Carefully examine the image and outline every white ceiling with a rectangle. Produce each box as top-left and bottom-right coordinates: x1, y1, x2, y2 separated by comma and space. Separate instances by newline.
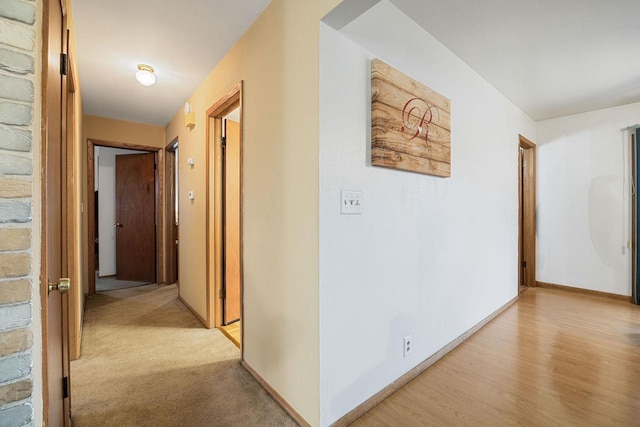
391, 0, 640, 121
71, 0, 271, 126
72, 0, 640, 126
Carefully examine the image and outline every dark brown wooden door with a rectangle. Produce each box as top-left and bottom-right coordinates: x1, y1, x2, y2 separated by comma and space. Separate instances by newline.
223, 120, 241, 324
115, 153, 156, 282
43, 0, 71, 425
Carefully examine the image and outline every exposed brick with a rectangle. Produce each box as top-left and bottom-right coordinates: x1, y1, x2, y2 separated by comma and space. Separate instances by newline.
0, 328, 31, 356
0, 279, 30, 304
0, 47, 33, 75
0, 229, 29, 251
0, 0, 35, 25
0, 75, 33, 103
0, 125, 31, 152
0, 200, 31, 223
0, 402, 32, 427
0, 303, 30, 331
0, 102, 31, 126
0, 19, 34, 51
0, 379, 31, 405
0, 154, 32, 175
0, 179, 30, 198
0, 352, 31, 383
0, 253, 29, 277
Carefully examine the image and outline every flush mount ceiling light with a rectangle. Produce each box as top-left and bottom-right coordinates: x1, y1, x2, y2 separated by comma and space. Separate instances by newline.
136, 64, 156, 86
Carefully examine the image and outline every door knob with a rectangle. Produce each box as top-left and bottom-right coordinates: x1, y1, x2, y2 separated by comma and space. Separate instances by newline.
114, 223, 123, 228
48, 278, 71, 294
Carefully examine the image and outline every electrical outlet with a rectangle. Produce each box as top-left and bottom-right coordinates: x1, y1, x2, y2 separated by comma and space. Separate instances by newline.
403, 335, 412, 358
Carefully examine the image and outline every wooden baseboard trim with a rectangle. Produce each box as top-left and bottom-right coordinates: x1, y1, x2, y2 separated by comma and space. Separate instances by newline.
241, 360, 311, 427
178, 295, 210, 328
536, 281, 632, 302
331, 295, 520, 427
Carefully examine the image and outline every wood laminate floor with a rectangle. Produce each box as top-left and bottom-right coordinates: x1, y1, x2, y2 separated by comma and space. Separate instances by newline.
220, 320, 241, 348
352, 288, 640, 427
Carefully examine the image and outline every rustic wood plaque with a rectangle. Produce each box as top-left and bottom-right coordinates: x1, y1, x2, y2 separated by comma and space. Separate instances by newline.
371, 59, 451, 177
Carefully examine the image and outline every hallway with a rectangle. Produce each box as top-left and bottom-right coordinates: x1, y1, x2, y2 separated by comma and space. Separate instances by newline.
70, 284, 296, 427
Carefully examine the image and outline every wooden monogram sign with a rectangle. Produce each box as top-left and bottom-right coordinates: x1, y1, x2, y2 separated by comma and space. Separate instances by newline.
371, 59, 451, 177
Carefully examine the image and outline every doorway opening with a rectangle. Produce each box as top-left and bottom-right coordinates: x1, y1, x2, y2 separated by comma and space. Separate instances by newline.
86, 139, 165, 294
518, 134, 537, 294
206, 83, 243, 349
165, 138, 179, 285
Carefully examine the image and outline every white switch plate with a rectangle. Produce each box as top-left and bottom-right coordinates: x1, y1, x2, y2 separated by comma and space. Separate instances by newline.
188, 191, 195, 200
341, 190, 362, 215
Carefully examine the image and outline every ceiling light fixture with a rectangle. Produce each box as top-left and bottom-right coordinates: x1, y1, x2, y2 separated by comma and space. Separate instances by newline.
136, 64, 156, 86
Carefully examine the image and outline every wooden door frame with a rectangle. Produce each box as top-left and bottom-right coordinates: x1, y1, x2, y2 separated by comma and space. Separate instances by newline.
86, 139, 165, 294
205, 82, 244, 353
518, 134, 536, 289
41, 0, 71, 424
165, 137, 179, 285
65, 51, 82, 361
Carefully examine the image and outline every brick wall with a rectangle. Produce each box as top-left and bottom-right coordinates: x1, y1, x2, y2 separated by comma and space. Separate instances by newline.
0, 0, 37, 426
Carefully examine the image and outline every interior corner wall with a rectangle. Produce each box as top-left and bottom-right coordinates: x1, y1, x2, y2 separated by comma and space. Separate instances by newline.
536, 102, 640, 296
318, 2, 536, 424
163, 0, 341, 424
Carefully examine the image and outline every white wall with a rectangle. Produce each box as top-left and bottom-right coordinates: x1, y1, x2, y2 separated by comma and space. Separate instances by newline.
318, 2, 536, 425
96, 147, 147, 276
536, 102, 640, 296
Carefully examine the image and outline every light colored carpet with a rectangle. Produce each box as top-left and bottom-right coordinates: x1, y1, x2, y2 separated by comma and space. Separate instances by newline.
71, 284, 297, 427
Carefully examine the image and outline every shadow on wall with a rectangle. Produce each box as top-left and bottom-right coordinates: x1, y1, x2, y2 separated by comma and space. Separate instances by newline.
588, 175, 624, 270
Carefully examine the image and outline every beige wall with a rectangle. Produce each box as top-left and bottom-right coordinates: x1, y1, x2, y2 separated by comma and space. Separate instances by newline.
164, 0, 340, 424
83, 115, 166, 149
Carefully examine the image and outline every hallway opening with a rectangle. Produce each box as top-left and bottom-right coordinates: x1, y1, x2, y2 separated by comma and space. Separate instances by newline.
86, 139, 166, 295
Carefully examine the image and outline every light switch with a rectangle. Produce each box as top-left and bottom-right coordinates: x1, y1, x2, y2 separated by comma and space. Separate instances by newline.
188, 191, 195, 200
341, 190, 362, 215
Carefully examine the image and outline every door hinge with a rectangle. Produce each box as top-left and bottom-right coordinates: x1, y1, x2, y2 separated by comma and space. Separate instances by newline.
221, 136, 226, 149
219, 287, 226, 299
521, 261, 527, 268
60, 53, 67, 76
62, 376, 69, 399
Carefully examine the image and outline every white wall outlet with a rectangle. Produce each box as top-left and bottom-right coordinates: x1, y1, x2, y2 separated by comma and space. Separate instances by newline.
341, 190, 362, 215
403, 335, 412, 358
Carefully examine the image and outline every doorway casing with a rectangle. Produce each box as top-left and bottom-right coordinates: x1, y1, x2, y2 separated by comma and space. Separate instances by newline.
204, 82, 244, 352
165, 137, 179, 285
86, 139, 165, 294
518, 134, 536, 291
